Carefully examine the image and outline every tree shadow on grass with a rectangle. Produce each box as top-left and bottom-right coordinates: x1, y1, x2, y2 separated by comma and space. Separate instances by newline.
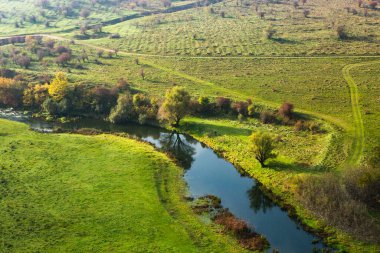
182, 121, 252, 137
272, 38, 299, 45
267, 160, 329, 173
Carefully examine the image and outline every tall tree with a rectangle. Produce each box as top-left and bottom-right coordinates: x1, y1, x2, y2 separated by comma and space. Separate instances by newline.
159, 86, 190, 126
249, 132, 276, 167
48, 72, 68, 101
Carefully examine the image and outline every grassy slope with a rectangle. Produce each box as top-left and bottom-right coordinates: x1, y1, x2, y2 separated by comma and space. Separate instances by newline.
0, 119, 245, 253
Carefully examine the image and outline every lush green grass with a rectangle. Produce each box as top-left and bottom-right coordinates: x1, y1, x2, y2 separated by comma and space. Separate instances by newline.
0, 119, 246, 253
87, 0, 380, 56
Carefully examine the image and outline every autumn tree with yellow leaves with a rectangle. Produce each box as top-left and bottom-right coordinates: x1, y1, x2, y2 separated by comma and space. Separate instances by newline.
48, 72, 68, 101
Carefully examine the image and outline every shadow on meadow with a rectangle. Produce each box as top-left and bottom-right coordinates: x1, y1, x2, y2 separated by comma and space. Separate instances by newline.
183, 121, 252, 137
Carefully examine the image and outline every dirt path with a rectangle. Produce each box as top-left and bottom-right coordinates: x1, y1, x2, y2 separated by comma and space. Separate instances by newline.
342, 60, 380, 165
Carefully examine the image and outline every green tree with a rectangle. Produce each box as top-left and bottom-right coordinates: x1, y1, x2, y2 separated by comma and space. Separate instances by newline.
159, 86, 190, 126
109, 93, 134, 123
48, 72, 68, 101
249, 132, 276, 167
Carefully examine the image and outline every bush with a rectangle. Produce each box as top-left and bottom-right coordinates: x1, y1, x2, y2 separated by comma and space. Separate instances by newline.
369, 1, 378, 9
109, 93, 134, 123
0, 77, 24, 108
89, 86, 118, 114
109, 33, 121, 39
294, 120, 305, 131
264, 27, 276, 39
0, 68, 16, 78
343, 166, 380, 208
336, 25, 347, 39
260, 110, 276, 124
215, 97, 231, 113
296, 174, 380, 242
278, 102, 294, 119
231, 101, 248, 116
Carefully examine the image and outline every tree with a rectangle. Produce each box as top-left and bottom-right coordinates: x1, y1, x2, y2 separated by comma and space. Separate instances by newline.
303, 9, 310, 18
264, 26, 276, 39
55, 52, 71, 66
15, 55, 31, 69
249, 132, 276, 167
109, 93, 134, 123
369, 1, 378, 9
80, 8, 91, 18
279, 102, 294, 119
159, 86, 190, 126
48, 72, 68, 101
336, 25, 347, 40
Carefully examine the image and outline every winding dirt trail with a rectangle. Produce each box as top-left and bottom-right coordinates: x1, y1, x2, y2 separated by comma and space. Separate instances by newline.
342, 60, 380, 165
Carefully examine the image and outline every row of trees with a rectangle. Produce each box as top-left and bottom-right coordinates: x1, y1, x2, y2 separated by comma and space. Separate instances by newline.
1, 70, 315, 166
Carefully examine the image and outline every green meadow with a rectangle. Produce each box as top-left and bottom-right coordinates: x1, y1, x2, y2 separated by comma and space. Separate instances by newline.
0, 119, 245, 253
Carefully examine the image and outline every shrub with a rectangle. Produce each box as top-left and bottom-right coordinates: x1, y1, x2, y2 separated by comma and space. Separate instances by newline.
80, 8, 91, 18
54, 45, 71, 54
231, 101, 248, 115
336, 25, 347, 39
296, 174, 380, 242
260, 110, 276, 124
109, 33, 121, 39
55, 53, 71, 66
303, 9, 310, 18
343, 166, 380, 208
0, 69, 16, 78
294, 120, 305, 131
89, 86, 118, 114
0, 77, 24, 108
109, 93, 134, 123
248, 104, 255, 117
369, 1, 378, 9
278, 102, 294, 119
15, 55, 31, 69
216, 97, 231, 113
265, 27, 276, 39
23, 83, 49, 108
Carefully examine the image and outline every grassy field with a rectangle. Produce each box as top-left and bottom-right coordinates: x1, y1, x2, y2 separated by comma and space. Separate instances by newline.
0, 119, 246, 253
86, 0, 380, 56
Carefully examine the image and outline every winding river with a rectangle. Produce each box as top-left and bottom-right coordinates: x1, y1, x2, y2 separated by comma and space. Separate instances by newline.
0, 109, 331, 253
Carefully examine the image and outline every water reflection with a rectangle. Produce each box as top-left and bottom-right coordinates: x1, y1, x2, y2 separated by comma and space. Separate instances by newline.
159, 131, 196, 170
248, 184, 275, 213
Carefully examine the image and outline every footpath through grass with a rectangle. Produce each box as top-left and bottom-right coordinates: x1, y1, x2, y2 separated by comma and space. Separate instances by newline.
0, 119, 244, 253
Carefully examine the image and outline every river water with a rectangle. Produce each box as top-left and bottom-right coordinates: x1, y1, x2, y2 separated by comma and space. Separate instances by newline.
0, 109, 331, 253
